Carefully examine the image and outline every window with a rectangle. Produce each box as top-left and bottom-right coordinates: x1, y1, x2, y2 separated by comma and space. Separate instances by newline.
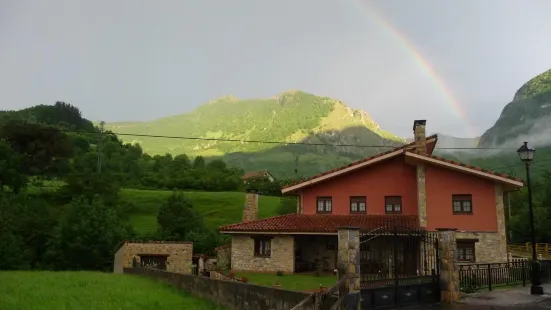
254, 237, 272, 257
316, 197, 332, 213
350, 196, 367, 213
385, 196, 402, 214
139, 255, 168, 270
457, 240, 476, 262
452, 194, 473, 214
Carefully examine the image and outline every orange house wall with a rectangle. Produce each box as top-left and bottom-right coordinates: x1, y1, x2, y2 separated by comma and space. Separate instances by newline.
300, 156, 418, 215
425, 164, 498, 232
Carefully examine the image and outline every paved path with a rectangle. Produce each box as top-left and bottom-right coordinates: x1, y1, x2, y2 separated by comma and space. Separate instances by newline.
398, 284, 551, 309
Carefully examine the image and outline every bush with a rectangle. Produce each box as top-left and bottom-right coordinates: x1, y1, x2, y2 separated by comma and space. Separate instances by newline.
241, 276, 248, 283
276, 270, 284, 276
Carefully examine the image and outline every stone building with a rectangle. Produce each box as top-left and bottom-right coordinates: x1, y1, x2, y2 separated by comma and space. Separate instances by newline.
219, 120, 523, 274
113, 240, 193, 274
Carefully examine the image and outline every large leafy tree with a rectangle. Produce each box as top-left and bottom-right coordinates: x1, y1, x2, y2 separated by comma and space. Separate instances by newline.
46, 196, 132, 271
0, 120, 73, 179
0, 139, 28, 193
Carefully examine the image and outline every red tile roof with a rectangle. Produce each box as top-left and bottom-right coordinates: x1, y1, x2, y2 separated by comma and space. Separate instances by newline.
408, 151, 523, 183
219, 214, 420, 233
282, 135, 438, 191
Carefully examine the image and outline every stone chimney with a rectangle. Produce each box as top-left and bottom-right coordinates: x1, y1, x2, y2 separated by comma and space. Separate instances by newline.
242, 188, 259, 222
413, 120, 427, 154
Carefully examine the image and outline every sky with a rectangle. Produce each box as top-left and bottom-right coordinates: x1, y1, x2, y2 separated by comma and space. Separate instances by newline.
1, 0, 551, 138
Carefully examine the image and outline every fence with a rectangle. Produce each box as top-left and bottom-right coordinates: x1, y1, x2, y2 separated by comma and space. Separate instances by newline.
290, 275, 350, 310
125, 267, 338, 310
508, 243, 551, 259
459, 259, 551, 293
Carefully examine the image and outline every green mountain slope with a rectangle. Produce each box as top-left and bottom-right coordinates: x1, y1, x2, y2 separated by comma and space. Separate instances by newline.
513, 68, 551, 101
106, 91, 405, 177
478, 68, 551, 148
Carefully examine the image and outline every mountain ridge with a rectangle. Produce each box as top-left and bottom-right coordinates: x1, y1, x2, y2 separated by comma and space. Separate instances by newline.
478, 68, 551, 148
105, 90, 405, 177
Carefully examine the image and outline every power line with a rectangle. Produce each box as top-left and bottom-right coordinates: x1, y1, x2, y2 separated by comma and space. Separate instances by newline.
47, 127, 527, 151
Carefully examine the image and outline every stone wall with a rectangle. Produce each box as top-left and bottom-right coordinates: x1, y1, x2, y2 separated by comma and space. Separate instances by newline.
416, 164, 427, 228
231, 235, 294, 273
242, 191, 258, 222
113, 241, 193, 274
455, 232, 507, 263
124, 267, 334, 310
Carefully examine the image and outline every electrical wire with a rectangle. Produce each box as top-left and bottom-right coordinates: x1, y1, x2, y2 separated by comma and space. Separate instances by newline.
47, 127, 529, 151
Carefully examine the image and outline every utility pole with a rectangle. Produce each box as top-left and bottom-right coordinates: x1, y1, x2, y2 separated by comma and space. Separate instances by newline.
97, 121, 105, 174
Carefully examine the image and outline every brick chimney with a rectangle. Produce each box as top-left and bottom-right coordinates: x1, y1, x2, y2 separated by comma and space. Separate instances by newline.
242, 188, 259, 222
413, 120, 427, 154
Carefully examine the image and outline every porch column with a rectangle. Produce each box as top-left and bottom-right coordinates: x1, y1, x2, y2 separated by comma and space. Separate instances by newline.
436, 228, 461, 303
337, 227, 361, 290
338, 227, 361, 310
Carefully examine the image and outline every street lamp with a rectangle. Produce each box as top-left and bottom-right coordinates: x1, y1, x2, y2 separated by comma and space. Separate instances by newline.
517, 141, 543, 295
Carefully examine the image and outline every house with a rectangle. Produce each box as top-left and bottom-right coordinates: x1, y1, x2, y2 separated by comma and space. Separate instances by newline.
219, 120, 523, 274
113, 240, 193, 274
242, 170, 275, 183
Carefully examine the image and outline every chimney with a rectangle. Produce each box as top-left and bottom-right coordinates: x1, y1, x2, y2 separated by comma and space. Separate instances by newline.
413, 120, 427, 154
242, 188, 259, 222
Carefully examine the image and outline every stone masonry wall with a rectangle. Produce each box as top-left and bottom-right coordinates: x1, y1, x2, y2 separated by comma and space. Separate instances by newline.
242, 192, 258, 222
417, 164, 427, 228
455, 184, 508, 264
113, 241, 193, 274
456, 232, 507, 263
231, 235, 294, 273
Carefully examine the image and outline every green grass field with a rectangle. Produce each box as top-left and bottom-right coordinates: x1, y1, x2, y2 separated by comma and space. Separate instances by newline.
26, 183, 283, 234
0, 271, 225, 310
120, 189, 281, 234
236, 272, 338, 291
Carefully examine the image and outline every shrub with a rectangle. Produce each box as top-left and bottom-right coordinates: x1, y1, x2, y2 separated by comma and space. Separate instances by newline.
241, 276, 248, 283
276, 270, 284, 276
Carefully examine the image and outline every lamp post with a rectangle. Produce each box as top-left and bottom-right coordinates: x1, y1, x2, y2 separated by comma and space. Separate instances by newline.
517, 141, 543, 295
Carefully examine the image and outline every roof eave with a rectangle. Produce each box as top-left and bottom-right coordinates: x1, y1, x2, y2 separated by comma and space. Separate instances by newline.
220, 230, 338, 235
404, 151, 524, 188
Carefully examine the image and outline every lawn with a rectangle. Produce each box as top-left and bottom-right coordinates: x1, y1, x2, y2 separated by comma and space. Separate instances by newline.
119, 189, 281, 234
26, 184, 282, 234
236, 272, 338, 291
0, 271, 225, 310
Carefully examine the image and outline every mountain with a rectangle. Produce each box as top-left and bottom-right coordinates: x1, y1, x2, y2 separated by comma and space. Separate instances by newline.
465, 68, 551, 181
432, 133, 479, 149
478, 68, 551, 148
105, 91, 405, 177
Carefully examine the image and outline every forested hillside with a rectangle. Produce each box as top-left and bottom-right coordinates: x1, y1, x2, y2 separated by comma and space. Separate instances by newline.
106, 91, 405, 178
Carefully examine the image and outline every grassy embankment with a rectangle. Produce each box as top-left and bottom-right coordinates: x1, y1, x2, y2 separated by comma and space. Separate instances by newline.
0, 271, 225, 310
29, 182, 282, 234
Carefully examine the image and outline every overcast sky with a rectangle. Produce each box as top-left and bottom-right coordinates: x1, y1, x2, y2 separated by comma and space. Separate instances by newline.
1, 0, 551, 138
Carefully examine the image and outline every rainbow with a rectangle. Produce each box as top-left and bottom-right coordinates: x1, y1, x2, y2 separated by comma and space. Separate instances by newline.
357, 0, 477, 137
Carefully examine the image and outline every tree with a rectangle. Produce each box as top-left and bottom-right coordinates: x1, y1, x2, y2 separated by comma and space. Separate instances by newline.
0, 120, 73, 179
157, 192, 204, 240
0, 139, 28, 193
277, 196, 298, 215
0, 194, 33, 270
46, 196, 132, 271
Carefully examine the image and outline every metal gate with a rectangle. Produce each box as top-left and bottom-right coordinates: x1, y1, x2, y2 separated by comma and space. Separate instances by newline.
360, 225, 440, 309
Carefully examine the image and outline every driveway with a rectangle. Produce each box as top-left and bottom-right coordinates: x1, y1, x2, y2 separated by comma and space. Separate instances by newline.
396, 284, 551, 309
